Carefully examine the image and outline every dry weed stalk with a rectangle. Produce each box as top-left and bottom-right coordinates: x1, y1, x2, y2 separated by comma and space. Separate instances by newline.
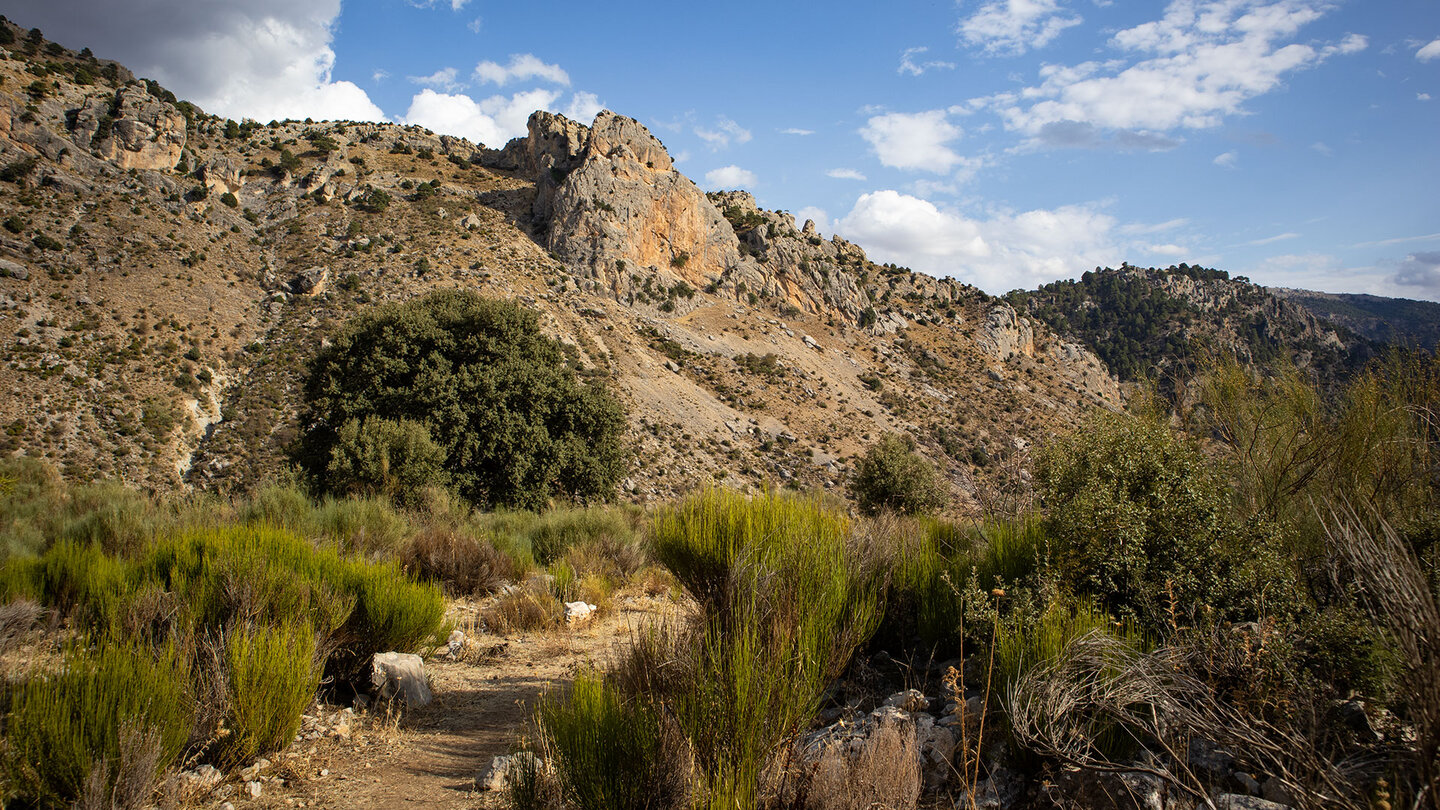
1323, 504, 1440, 809
1006, 633, 1365, 810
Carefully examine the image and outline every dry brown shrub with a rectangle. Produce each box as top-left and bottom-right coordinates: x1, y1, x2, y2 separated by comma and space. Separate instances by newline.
0, 598, 42, 653
777, 719, 923, 810
401, 526, 515, 596
72, 720, 166, 810
481, 579, 564, 634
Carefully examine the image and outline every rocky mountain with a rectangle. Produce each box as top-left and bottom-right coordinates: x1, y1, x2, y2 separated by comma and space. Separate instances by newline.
1006, 263, 1376, 393
0, 21, 1127, 513
1270, 287, 1440, 351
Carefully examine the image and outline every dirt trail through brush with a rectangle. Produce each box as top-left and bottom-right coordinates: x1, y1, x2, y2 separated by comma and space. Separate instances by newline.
241, 594, 676, 810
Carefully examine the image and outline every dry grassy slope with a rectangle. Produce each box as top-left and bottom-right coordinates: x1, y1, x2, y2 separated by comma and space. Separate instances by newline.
0, 27, 1122, 512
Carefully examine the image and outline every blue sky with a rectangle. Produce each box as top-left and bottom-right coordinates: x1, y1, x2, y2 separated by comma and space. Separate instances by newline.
13, 0, 1440, 299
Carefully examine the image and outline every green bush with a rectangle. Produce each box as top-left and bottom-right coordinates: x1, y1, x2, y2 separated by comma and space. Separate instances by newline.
537, 674, 683, 810
325, 417, 448, 507
849, 433, 948, 516
220, 621, 321, 767
1036, 412, 1260, 634
5, 640, 191, 806
300, 290, 628, 510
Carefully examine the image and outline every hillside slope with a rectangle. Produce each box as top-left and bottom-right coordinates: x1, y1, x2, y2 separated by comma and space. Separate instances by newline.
0, 23, 1122, 513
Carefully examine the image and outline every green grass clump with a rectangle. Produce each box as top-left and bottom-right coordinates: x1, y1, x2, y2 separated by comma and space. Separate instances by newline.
4, 639, 191, 806
221, 621, 322, 767
526, 505, 637, 566
537, 674, 682, 810
635, 490, 883, 808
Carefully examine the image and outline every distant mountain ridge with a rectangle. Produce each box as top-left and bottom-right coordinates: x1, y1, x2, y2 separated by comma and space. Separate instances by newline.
1006, 264, 1377, 389
1269, 288, 1440, 351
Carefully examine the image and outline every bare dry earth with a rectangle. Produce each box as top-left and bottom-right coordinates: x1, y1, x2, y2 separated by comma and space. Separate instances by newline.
225, 593, 679, 810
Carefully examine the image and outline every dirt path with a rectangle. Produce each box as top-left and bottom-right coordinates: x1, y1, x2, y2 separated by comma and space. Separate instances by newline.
235, 593, 676, 810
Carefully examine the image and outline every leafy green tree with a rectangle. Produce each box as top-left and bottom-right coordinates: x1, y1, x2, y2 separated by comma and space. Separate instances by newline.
300, 290, 627, 510
849, 433, 948, 516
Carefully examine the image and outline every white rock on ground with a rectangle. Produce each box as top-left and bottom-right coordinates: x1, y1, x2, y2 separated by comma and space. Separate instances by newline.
564, 601, 597, 622
480, 752, 544, 792
371, 651, 434, 707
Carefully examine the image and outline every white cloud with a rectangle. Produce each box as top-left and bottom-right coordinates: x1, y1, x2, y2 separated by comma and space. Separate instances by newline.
1391, 252, 1440, 294
835, 190, 1130, 292
9, 0, 385, 122
703, 165, 757, 190
781, 128, 815, 135
564, 92, 605, 123
859, 111, 965, 173
983, 0, 1368, 142
1311, 141, 1333, 155
1242, 252, 1440, 301
372, 69, 390, 83
1213, 150, 1238, 168
402, 87, 562, 147
695, 117, 752, 149
1244, 232, 1300, 246
1420, 93, 1434, 102
826, 168, 867, 180
408, 67, 463, 92
467, 17, 484, 34
473, 54, 570, 86
899, 46, 957, 76
1417, 39, 1440, 62
958, 0, 1083, 56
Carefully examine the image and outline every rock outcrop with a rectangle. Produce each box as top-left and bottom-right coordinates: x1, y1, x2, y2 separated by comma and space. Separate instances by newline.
544, 111, 745, 309
79, 85, 187, 171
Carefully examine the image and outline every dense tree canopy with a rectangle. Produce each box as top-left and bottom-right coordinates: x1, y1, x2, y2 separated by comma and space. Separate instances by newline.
299, 290, 627, 510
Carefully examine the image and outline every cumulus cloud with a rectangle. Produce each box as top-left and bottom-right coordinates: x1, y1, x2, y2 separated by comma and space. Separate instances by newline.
402, 88, 562, 147
982, 0, 1367, 142
899, 46, 956, 76
8, 0, 384, 122
565, 92, 605, 123
835, 190, 1135, 292
826, 168, 867, 180
703, 165, 758, 190
409, 67, 463, 92
474, 54, 570, 86
1213, 151, 1238, 168
695, 117, 752, 149
1392, 252, 1440, 292
1418, 39, 1440, 62
859, 111, 965, 173
958, 0, 1082, 56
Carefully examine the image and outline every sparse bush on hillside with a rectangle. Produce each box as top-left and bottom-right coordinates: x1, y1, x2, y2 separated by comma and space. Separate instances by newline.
300, 290, 628, 510
849, 433, 948, 516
